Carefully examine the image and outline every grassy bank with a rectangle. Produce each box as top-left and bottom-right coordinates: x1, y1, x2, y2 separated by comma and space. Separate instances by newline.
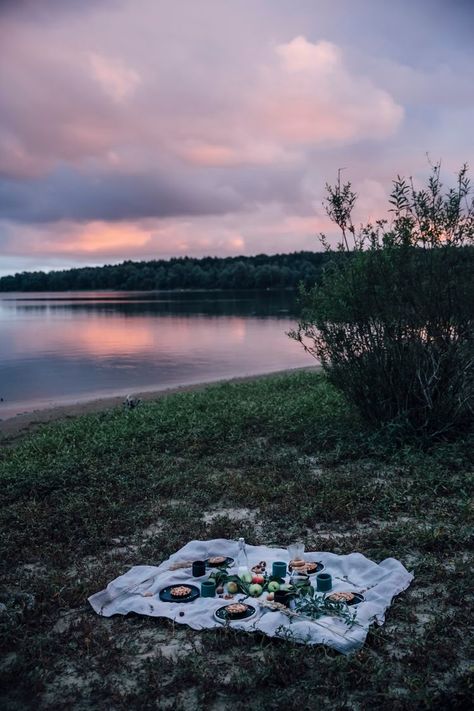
1, 371, 473, 709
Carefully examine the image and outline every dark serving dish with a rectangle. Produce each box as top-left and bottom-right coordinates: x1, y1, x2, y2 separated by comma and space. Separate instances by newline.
347, 592, 364, 606
288, 561, 324, 575
204, 556, 234, 568
159, 585, 200, 603
214, 604, 256, 622
327, 592, 365, 606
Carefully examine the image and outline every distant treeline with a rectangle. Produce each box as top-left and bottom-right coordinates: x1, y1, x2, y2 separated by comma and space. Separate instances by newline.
0, 251, 339, 292
2, 247, 473, 293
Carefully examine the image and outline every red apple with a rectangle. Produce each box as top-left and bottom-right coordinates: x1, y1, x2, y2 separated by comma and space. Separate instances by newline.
252, 574, 264, 584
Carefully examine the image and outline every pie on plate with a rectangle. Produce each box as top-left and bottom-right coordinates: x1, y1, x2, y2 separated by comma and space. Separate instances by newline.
170, 585, 192, 598
208, 556, 226, 565
328, 591, 355, 602
226, 603, 249, 618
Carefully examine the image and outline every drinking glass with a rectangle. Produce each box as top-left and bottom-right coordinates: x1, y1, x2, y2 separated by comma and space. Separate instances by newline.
287, 542, 305, 563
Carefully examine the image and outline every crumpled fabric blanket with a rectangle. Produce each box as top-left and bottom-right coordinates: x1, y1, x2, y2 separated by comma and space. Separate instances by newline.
88, 538, 413, 654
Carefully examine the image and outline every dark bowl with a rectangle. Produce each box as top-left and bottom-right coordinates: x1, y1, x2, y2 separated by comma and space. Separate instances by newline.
274, 590, 292, 606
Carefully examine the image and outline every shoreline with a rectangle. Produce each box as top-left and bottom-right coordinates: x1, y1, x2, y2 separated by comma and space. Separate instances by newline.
0, 365, 321, 442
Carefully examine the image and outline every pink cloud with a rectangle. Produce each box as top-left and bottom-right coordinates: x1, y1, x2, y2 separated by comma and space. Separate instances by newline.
89, 52, 141, 103
259, 37, 403, 145
0, 15, 403, 180
276, 36, 341, 74
178, 36, 403, 167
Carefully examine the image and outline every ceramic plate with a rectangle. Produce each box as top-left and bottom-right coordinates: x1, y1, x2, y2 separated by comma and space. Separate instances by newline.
347, 592, 364, 605
205, 556, 234, 568
214, 603, 256, 623
288, 561, 324, 576
159, 585, 200, 603
327, 592, 365, 606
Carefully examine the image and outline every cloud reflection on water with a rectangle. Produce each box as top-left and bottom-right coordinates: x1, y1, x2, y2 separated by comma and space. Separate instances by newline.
0, 291, 311, 417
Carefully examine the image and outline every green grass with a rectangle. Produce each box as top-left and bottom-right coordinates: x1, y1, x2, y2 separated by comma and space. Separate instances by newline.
1, 371, 473, 709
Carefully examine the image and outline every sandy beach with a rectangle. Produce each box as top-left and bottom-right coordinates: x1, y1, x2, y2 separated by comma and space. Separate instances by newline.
0, 365, 321, 442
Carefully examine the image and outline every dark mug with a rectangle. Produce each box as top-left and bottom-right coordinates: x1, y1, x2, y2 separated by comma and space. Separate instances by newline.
316, 572, 332, 592
201, 580, 216, 598
272, 561, 287, 579
274, 590, 291, 607
192, 560, 206, 577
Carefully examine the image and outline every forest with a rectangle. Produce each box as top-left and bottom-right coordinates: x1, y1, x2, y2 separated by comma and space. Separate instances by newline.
0, 251, 338, 292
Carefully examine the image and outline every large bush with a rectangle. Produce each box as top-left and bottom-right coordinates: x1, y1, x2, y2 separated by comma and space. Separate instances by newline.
290, 165, 474, 439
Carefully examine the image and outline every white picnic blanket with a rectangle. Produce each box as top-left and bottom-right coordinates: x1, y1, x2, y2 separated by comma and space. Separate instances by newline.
88, 538, 413, 654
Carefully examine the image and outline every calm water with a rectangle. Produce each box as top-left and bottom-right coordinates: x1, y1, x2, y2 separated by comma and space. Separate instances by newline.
0, 290, 312, 419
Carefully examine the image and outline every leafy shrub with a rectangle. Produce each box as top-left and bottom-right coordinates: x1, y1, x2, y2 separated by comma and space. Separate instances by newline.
290, 164, 474, 440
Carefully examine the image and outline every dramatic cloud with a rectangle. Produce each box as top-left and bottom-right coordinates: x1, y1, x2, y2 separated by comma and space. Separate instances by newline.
0, 166, 242, 223
0, 0, 473, 274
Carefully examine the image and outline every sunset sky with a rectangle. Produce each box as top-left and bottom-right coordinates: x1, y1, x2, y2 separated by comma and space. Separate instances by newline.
1, 0, 473, 276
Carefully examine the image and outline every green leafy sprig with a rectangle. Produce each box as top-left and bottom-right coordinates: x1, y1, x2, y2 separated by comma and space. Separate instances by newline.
292, 589, 358, 628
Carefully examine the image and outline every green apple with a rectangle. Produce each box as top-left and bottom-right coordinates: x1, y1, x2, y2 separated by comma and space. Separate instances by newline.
267, 581, 280, 592
226, 581, 239, 594
239, 570, 253, 584
249, 583, 263, 597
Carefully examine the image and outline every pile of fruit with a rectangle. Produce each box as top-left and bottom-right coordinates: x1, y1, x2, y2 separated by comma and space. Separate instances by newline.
209, 563, 311, 601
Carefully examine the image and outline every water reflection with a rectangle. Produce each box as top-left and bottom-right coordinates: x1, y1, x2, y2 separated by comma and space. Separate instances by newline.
0, 290, 310, 418
2, 289, 299, 318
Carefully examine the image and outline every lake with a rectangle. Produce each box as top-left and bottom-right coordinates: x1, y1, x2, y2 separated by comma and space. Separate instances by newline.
0, 290, 313, 420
